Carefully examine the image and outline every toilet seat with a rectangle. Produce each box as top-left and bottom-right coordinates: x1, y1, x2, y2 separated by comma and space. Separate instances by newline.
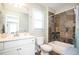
40, 44, 53, 52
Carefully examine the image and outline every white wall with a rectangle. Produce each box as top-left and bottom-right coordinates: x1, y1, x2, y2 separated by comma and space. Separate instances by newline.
55, 4, 77, 14
48, 7, 56, 13
19, 13, 29, 32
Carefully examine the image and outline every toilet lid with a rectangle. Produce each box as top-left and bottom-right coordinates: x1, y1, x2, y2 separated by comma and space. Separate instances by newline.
36, 37, 44, 45
40, 44, 53, 52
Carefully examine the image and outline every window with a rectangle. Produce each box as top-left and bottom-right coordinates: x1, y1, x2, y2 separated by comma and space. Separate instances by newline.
32, 8, 44, 29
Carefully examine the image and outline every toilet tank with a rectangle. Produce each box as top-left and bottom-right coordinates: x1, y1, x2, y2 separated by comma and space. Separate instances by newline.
36, 37, 44, 45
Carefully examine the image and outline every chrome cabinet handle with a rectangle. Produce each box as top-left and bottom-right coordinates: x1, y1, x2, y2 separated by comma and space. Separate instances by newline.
32, 40, 34, 41
32, 40, 35, 41
17, 48, 22, 50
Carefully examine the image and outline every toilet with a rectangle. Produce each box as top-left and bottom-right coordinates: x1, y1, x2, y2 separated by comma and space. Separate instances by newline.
36, 37, 53, 55
35, 37, 44, 53
40, 44, 53, 55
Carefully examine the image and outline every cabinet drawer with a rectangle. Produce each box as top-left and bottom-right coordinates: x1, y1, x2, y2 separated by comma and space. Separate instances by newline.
4, 38, 35, 49
0, 42, 4, 51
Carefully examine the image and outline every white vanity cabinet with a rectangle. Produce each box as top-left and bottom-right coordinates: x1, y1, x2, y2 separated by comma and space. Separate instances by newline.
0, 37, 35, 55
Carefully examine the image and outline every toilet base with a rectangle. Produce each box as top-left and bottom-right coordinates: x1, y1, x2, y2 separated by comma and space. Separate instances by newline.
41, 50, 49, 55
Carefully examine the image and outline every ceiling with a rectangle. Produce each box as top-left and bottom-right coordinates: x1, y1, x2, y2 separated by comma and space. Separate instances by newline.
3, 3, 79, 14
41, 3, 79, 14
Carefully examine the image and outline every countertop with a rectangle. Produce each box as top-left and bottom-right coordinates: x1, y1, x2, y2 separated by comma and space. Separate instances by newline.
0, 34, 35, 42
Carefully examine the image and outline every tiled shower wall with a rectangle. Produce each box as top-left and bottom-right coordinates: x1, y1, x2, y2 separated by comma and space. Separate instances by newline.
55, 9, 75, 44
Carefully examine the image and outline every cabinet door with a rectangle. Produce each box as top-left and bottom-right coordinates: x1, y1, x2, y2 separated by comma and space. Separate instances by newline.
0, 42, 4, 51
4, 38, 35, 49
18, 39, 35, 55
0, 48, 18, 55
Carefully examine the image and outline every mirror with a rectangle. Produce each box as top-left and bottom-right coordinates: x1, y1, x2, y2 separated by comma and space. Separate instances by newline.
0, 6, 29, 34
4, 12, 29, 34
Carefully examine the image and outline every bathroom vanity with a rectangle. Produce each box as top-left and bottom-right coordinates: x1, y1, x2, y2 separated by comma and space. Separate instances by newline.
0, 35, 35, 55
